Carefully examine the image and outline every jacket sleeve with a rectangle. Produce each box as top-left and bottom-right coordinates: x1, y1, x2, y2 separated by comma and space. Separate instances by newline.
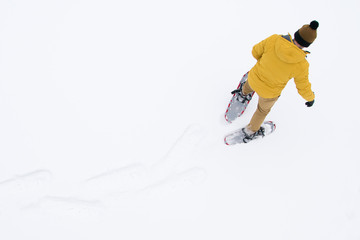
294, 66, 315, 102
252, 35, 275, 60
252, 39, 266, 60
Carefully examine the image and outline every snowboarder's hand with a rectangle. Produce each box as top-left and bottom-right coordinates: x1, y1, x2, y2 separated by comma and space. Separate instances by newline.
305, 100, 315, 107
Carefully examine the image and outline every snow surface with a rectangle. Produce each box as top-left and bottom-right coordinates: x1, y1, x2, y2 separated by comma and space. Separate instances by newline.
1, 0, 360, 239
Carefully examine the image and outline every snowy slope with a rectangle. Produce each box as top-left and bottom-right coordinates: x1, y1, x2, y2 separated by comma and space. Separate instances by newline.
0, 0, 359, 239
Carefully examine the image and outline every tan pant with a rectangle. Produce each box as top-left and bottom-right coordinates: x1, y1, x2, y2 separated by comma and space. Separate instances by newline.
242, 81, 279, 132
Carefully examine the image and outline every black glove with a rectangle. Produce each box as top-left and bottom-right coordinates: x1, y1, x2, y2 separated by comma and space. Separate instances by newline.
305, 99, 315, 107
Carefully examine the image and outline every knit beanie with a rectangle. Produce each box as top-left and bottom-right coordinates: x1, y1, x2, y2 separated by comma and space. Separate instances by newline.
294, 20, 319, 47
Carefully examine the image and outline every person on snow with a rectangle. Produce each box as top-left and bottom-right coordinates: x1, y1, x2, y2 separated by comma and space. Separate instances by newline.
237, 20, 319, 142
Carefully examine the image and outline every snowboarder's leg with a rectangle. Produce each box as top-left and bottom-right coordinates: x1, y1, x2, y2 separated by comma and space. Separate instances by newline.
247, 96, 279, 133
242, 81, 254, 96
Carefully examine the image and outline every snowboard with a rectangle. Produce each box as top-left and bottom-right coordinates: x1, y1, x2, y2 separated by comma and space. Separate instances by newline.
225, 72, 254, 123
224, 121, 276, 145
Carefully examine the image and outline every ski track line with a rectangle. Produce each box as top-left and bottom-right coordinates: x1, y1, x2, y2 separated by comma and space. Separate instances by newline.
85, 163, 144, 182
81, 163, 148, 195
108, 167, 207, 199
151, 124, 205, 170
137, 167, 207, 197
0, 169, 53, 194
167, 124, 205, 157
82, 124, 206, 196
24, 196, 104, 218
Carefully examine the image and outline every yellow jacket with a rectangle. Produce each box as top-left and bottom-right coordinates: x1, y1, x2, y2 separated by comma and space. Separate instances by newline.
248, 34, 315, 101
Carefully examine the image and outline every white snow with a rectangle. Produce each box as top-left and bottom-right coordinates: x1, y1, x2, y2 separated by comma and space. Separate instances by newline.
1, 0, 359, 239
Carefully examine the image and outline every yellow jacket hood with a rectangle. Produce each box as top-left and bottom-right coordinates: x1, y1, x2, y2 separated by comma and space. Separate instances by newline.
275, 36, 307, 64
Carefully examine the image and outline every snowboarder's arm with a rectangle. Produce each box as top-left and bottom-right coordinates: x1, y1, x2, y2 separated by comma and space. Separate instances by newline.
251, 35, 275, 60
294, 68, 315, 102
252, 39, 266, 60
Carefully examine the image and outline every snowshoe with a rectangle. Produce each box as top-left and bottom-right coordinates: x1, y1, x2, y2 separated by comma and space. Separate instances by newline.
224, 121, 276, 145
225, 72, 254, 123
